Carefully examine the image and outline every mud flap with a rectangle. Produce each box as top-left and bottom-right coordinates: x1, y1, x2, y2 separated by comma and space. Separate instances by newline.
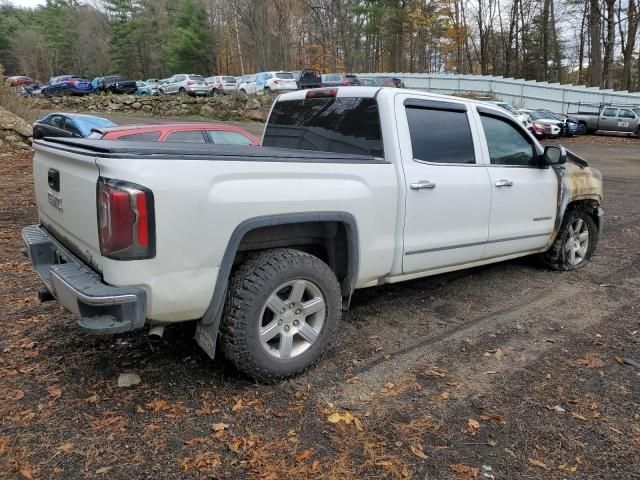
195, 321, 217, 359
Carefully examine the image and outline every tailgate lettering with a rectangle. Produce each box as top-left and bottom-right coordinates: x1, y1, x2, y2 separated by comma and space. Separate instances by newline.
47, 191, 63, 211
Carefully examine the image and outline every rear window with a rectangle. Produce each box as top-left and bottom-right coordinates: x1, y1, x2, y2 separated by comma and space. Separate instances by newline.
276, 72, 294, 79
222, 76, 236, 83
189, 75, 206, 82
263, 97, 383, 157
322, 74, 343, 82
118, 132, 161, 141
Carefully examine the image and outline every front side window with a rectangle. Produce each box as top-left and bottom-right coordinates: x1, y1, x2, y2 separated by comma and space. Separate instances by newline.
164, 130, 206, 143
406, 106, 475, 164
618, 109, 635, 119
480, 114, 535, 166
63, 118, 80, 135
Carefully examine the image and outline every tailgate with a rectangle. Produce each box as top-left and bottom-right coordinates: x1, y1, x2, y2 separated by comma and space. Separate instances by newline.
33, 142, 103, 271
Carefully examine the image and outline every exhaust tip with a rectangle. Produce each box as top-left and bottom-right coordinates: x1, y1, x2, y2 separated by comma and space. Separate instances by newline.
148, 325, 165, 341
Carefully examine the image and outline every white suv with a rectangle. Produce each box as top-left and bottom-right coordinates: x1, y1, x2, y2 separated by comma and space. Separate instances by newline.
159, 74, 209, 96
206, 76, 237, 95
237, 75, 257, 96
256, 71, 298, 95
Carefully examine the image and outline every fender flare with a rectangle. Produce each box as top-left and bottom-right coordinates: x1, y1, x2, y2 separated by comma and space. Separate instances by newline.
195, 212, 359, 359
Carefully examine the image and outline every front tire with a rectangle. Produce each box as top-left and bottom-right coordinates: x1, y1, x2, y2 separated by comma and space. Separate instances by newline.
220, 248, 341, 383
542, 207, 598, 271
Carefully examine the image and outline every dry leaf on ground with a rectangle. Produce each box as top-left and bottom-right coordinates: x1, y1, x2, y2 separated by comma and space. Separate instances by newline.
466, 419, 480, 436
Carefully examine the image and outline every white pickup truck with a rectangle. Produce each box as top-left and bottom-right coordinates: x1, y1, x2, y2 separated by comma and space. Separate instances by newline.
23, 87, 604, 382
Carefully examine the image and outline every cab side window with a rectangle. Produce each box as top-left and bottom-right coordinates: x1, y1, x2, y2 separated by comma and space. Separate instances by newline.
618, 109, 635, 119
63, 118, 81, 135
480, 114, 535, 167
602, 108, 617, 117
405, 105, 475, 164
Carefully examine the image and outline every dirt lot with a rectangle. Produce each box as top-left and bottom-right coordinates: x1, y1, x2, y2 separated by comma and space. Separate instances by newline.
1, 135, 639, 479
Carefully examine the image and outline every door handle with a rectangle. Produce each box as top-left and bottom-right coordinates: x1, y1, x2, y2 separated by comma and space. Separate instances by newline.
495, 179, 514, 187
410, 180, 436, 190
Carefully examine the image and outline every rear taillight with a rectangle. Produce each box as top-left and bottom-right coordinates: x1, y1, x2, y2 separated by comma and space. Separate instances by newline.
187, 80, 194, 85
342, 79, 349, 85
273, 80, 280, 85
306, 88, 338, 98
97, 178, 155, 260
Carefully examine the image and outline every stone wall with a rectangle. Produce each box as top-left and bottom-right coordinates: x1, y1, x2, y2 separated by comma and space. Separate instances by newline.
25, 93, 273, 122
0, 106, 32, 149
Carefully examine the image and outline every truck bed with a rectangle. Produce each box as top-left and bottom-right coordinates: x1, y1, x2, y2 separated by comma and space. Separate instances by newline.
33, 138, 385, 163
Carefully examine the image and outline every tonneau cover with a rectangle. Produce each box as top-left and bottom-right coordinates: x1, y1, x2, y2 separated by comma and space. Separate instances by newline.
33, 138, 384, 163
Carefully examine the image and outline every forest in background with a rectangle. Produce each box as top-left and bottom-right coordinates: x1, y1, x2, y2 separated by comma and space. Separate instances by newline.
0, 0, 638, 91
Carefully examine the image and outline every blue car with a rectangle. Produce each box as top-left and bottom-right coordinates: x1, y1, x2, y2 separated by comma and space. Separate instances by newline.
33, 113, 116, 139
41, 76, 93, 96
135, 81, 157, 95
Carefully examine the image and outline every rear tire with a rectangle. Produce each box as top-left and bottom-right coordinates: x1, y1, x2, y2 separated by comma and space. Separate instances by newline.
220, 248, 341, 383
541, 207, 598, 271
577, 123, 587, 135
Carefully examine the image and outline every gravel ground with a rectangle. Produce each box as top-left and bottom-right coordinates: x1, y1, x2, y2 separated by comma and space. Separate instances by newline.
0, 135, 639, 479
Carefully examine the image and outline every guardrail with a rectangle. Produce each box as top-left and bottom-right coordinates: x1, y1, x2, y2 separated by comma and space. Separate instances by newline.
359, 73, 640, 113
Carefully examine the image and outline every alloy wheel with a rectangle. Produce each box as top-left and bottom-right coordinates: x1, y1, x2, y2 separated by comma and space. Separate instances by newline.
565, 218, 589, 265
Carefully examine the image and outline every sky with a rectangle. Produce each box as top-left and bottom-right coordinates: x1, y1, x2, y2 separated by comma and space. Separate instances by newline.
9, 0, 46, 7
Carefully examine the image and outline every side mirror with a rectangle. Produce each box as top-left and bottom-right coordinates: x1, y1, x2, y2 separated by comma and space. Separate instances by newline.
543, 145, 566, 165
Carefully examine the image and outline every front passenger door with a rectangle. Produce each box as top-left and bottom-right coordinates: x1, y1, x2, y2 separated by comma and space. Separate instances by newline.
477, 109, 557, 258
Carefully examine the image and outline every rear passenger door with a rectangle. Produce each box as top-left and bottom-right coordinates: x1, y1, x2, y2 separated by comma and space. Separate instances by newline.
599, 107, 619, 130
398, 97, 492, 274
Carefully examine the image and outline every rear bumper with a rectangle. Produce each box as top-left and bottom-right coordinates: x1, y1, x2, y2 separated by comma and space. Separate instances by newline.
22, 225, 147, 334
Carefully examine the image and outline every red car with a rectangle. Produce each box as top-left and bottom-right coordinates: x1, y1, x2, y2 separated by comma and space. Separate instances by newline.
88, 123, 260, 145
528, 121, 552, 139
7, 75, 36, 87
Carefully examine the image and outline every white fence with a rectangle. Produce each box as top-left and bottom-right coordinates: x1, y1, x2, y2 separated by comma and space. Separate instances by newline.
360, 73, 640, 113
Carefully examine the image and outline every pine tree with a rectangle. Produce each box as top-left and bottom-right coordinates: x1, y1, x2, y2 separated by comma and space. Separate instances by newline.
165, 0, 213, 74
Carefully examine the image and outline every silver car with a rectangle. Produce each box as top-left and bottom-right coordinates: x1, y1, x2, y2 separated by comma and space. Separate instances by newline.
159, 74, 209, 96
206, 76, 237, 95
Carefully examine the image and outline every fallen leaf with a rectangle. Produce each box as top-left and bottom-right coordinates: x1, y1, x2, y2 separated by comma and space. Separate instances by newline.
146, 399, 171, 412
410, 444, 428, 460
231, 399, 243, 412
425, 366, 447, 377
47, 385, 62, 401
211, 423, 228, 432
184, 437, 205, 446
327, 411, 356, 425
449, 463, 480, 476
146, 424, 162, 431
310, 460, 321, 472
296, 449, 313, 462
10, 389, 24, 401
466, 419, 480, 436
571, 412, 588, 421
528, 458, 548, 470
274, 412, 288, 418
583, 353, 604, 368
96, 466, 111, 474
440, 391, 450, 401
401, 465, 411, 478
57, 443, 73, 453
480, 413, 505, 423
18, 464, 33, 479
354, 417, 364, 432
615, 356, 624, 365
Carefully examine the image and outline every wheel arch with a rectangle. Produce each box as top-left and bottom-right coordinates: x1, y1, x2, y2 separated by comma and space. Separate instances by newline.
195, 212, 359, 358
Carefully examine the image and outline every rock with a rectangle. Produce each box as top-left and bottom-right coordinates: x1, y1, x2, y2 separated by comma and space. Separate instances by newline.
0, 107, 33, 138
117, 373, 141, 388
142, 104, 153, 112
15, 141, 31, 150
245, 98, 261, 110
200, 104, 216, 115
123, 96, 135, 105
245, 109, 266, 122
3, 133, 21, 144
131, 102, 142, 110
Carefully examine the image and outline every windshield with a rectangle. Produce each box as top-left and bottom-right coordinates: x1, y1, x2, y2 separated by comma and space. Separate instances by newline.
263, 97, 383, 157
497, 103, 518, 114
276, 72, 294, 79
538, 110, 561, 120
74, 117, 117, 136
633, 108, 640, 116
527, 111, 546, 120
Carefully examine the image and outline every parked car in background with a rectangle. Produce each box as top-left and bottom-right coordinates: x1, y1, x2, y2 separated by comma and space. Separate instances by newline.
7, 75, 36, 87
87, 122, 260, 145
135, 81, 156, 96
159, 74, 209, 96
33, 113, 116, 139
344, 74, 359, 86
535, 109, 578, 136
256, 71, 298, 95
293, 69, 322, 89
320, 73, 349, 87
486, 101, 530, 127
357, 76, 404, 88
145, 78, 161, 89
518, 109, 562, 137
93, 75, 137, 94
41, 77, 93, 96
567, 104, 640, 136
206, 76, 237, 95
527, 119, 553, 139
237, 75, 257, 96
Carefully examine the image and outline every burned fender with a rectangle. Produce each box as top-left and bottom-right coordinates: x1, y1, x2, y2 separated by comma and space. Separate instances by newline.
550, 149, 603, 243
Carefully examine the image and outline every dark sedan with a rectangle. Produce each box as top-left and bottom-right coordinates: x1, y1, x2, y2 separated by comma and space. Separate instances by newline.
33, 113, 117, 139
40, 76, 93, 96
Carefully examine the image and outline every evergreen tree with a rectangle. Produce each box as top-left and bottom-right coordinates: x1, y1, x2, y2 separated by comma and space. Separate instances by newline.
165, 0, 213, 74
